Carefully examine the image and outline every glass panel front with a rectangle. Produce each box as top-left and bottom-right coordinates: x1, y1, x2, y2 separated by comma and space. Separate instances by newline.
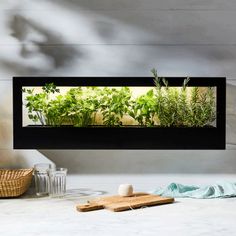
22, 84, 216, 128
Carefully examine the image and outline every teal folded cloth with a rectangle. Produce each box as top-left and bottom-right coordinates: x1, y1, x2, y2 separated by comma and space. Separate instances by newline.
152, 182, 236, 198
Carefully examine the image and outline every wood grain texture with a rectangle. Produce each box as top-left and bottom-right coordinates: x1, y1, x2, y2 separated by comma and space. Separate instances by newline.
1, 0, 236, 10
1, 45, 236, 79
1, 10, 236, 45
76, 193, 174, 212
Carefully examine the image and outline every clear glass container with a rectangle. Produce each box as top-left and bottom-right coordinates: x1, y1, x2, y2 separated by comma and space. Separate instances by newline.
48, 168, 67, 198
34, 163, 53, 196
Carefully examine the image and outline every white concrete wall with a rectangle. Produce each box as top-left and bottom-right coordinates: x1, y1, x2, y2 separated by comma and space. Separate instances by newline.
1, 0, 236, 173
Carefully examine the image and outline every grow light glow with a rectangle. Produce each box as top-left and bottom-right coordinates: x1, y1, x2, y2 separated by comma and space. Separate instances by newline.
22, 86, 216, 128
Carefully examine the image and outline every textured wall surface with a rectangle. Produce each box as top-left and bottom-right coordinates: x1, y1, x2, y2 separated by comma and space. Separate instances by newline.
1, 0, 236, 173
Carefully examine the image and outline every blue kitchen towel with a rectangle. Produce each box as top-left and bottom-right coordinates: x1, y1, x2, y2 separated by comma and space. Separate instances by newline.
152, 182, 236, 198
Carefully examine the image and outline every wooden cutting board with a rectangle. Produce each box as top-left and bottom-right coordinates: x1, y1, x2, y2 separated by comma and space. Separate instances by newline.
76, 192, 174, 212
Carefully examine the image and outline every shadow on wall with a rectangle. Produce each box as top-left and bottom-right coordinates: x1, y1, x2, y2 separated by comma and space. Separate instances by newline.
2, 14, 83, 75
0, 150, 54, 168
1, 1, 235, 77
39, 150, 236, 174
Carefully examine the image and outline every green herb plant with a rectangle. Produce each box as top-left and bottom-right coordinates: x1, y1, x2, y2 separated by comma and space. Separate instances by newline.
129, 89, 156, 126
63, 87, 100, 127
23, 83, 60, 126
99, 87, 132, 126
23, 71, 216, 128
151, 68, 216, 127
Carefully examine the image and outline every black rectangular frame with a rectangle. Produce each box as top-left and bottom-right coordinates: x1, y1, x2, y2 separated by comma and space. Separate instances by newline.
13, 76, 226, 149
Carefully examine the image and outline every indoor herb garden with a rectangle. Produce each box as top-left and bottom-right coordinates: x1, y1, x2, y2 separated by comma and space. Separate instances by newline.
22, 69, 216, 128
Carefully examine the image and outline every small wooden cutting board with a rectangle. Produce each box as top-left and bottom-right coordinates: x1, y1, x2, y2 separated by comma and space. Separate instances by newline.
76, 192, 174, 212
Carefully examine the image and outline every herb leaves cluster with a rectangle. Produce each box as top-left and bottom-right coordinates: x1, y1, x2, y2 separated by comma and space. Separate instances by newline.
23, 72, 216, 127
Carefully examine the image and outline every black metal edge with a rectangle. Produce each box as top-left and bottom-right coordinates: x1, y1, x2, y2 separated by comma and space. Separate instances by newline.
13, 76, 226, 149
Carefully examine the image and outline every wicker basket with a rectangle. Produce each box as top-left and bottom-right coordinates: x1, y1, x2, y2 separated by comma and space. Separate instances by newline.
0, 169, 33, 198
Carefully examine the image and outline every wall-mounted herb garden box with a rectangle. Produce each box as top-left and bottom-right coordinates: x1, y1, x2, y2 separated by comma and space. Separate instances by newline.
13, 75, 226, 149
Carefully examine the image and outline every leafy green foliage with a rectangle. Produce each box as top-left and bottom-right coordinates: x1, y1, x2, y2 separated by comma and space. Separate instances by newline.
23, 83, 60, 126
130, 89, 156, 126
99, 87, 132, 126
23, 86, 132, 127
151, 69, 216, 127
23, 73, 216, 128
61, 87, 100, 127
187, 86, 216, 127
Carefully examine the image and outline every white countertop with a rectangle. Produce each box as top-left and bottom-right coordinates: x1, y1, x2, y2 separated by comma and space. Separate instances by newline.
1, 174, 236, 236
